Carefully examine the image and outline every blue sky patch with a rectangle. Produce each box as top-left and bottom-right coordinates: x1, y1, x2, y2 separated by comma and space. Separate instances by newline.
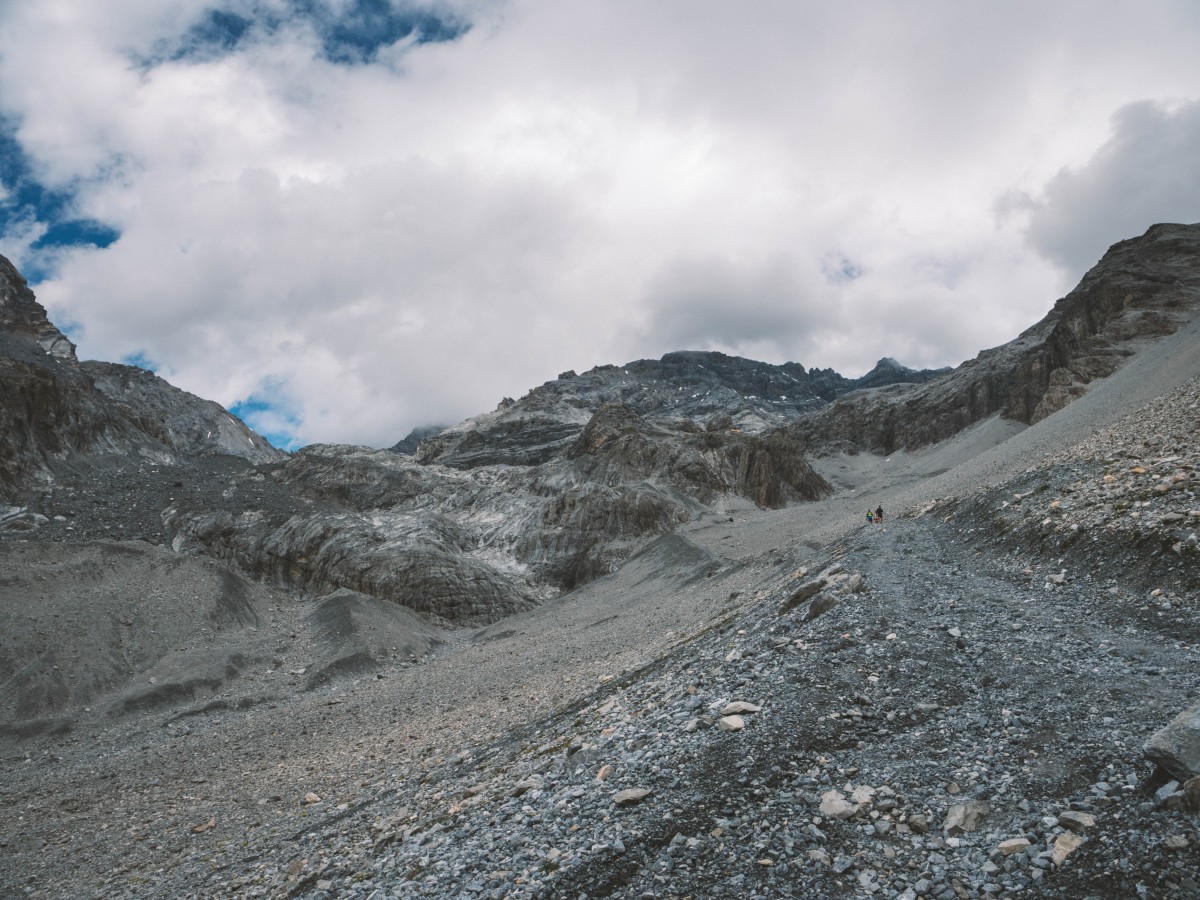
230, 393, 304, 450
0, 118, 122, 282
120, 351, 158, 372
822, 255, 864, 285
172, 9, 255, 60
161, 1, 470, 66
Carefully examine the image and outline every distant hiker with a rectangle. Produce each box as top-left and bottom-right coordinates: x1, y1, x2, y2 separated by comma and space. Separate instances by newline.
866, 509, 874, 525
875, 505, 884, 525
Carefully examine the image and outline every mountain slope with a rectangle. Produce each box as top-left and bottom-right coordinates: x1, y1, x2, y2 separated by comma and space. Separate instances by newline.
787, 223, 1200, 455
2, 224, 1200, 898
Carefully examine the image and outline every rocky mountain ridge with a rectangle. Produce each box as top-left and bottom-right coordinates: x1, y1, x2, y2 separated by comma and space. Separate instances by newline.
787, 223, 1200, 455
408, 350, 946, 469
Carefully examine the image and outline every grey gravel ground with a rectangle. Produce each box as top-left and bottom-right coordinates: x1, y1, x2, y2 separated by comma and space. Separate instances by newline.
2, 317, 1200, 899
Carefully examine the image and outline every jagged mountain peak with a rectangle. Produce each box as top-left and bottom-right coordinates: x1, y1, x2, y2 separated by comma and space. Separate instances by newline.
0, 254, 77, 362
410, 349, 944, 468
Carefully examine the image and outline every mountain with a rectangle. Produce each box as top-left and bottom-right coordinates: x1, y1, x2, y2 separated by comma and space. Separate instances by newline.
410, 349, 946, 469
0, 258, 281, 503
2, 224, 1200, 898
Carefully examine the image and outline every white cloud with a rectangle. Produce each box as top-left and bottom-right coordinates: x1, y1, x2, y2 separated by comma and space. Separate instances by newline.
1019, 100, 1200, 278
2, 1, 1200, 446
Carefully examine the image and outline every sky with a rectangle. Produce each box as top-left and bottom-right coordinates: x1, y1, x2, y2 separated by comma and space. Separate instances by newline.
1, 1, 1199, 449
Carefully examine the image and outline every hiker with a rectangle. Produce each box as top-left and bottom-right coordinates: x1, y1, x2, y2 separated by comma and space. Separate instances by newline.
875, 505, 884, 525
866, 509, 874, 525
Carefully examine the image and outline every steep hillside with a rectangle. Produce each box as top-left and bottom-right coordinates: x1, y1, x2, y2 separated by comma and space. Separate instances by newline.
788, 223, 1200, 455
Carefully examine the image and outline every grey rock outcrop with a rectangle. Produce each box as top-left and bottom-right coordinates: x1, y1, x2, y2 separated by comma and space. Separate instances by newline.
164, 409, 830, 621
0, 254, 76, 361
83, 362, 282, 464
390, 424, 447, 454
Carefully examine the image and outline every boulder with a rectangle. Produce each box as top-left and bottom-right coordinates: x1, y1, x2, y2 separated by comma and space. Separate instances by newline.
1144, 701, 1200, 781
943, 801, 989, 835
804, 592, 841, 622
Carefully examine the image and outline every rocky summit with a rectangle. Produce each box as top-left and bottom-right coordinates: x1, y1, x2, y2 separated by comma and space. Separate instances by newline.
2, 223, 1200, 900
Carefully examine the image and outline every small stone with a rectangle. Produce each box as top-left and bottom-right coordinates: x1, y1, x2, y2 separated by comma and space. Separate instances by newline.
1051, 832, 1084, 866
720, 701, 762, 716
1057, 810, 1096, 832
849, 785, 876, 805
596, 765, 614, 781
510, 778, 542, 797
907, 814, 929, 834
1183, 776, 1200, 812
718, 715, 745, 731
1155, 780, 1182, 804
191, 818, 216, 834
998, 838, 1031, 856
808, 848, 831, 865
613, 788, 653, 807
303, 792, 322, 805
1164, 834, 1190, 851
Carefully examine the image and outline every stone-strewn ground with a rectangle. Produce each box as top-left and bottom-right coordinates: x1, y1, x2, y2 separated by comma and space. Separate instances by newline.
7, 387, 1200, 898
946, 375, 1200, 600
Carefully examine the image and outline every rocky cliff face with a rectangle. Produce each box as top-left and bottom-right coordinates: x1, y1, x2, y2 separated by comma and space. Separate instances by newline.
0, 255, 76, 360
82, 361, 281, 464
787, 223, 1200, 454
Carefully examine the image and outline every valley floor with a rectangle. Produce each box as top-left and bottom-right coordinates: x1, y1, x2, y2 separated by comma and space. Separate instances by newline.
5, 509, 1198, 899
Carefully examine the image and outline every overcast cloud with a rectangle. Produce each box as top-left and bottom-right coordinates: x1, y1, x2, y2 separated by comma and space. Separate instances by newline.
1, 1, 1198, 448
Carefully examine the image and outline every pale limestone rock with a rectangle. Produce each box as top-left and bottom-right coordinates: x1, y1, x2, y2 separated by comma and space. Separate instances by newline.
720, 701, 762, 716
943, 800, 989, 835
998, 838, 1031, 856
1058, 810, 1096, 832
613, 788, 652, 807
819, 789, 860, 820
1051, 832, 1084, 865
